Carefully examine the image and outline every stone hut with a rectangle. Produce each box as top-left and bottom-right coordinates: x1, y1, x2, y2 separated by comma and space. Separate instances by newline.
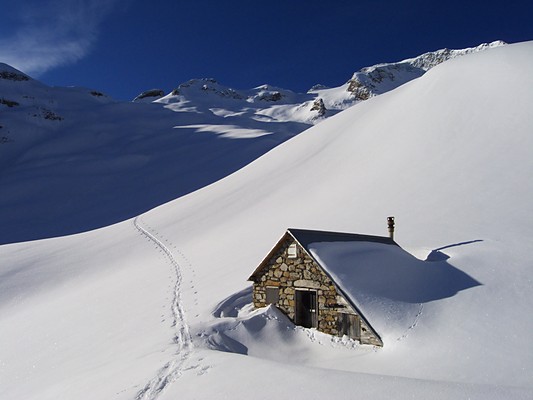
248, 228, 401, 347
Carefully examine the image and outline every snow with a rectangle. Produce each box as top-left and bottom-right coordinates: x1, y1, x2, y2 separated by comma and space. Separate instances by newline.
1, 42, 533, 399
0, 223, 177, 399
307, 239, 480, 342
173, 124, 273, 139
0, 68, 306, 244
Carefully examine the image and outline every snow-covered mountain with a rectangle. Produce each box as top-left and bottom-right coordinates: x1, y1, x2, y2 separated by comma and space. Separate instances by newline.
136, 41, 506, 118
1, 42, 502, 245
1, 41, 532, 400
0, 64, 310, 244
5, 50, 387, 245
150, 78, 331, 124
343, 40, 506, 103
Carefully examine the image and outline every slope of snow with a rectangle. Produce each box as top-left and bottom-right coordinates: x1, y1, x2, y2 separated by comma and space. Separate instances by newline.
308, 240, 481, 342
0, 42, 501, 244
0, 67, 308, 244
1, 41, 532, 400
142, 41, 533, 395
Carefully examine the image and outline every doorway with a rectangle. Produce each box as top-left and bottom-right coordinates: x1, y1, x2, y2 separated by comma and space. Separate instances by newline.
295, 289, 317, 328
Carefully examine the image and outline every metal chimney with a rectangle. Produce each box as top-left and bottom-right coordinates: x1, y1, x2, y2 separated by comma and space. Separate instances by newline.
387, 216, 395, 240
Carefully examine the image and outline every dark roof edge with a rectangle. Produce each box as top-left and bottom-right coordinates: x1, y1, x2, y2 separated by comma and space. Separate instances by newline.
287, 228, 398, 248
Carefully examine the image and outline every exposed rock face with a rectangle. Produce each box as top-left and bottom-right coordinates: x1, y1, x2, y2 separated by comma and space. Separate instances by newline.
346, 78, 372, 101
310, 97, 326, 117
408, 41, 506, 70
257, 91, 283, 102
0, 98, 20, 108
0, 70, 30, 82
39, 108, 63, 121
345, 41, 506, 101
308, 84, 328, 92
171, 78, 244, 100
133, 89, 165, 102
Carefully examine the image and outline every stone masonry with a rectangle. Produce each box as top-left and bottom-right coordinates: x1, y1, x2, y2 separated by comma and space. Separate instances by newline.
250, 234, 382, 346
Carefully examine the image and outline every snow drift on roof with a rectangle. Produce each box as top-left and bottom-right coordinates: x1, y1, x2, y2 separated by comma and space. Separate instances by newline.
308, 240, 481, 341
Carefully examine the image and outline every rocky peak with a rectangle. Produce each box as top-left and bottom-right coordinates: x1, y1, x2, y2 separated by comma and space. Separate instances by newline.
308, 84, 328, 92
0, 63, 31, 82
309, 97, 326, 117
248, 85, 298, 104
345, 41, 507, 100
257, 91, 283, 102
170, 78, 244, 100
133, 89, 165, 102
406, 40, 506, 71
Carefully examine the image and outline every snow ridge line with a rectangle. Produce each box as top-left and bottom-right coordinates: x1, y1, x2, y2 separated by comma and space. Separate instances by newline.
133, 216, 193, 400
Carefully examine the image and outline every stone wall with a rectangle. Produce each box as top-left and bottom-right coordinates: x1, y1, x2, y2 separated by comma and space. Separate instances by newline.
251, 235, 382, 346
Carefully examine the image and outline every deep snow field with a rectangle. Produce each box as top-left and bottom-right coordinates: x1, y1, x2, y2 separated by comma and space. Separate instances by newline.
1, 42, 532, 399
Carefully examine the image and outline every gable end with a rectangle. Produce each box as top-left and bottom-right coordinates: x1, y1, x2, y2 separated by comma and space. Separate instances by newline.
249, 229, 383, 346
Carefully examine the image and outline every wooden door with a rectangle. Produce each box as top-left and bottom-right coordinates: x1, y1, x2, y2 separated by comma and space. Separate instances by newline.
340, 313, 361, 339
295, 290, 317, 328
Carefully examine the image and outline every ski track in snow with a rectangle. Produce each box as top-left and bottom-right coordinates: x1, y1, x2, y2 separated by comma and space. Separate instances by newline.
133, 216, 196, 400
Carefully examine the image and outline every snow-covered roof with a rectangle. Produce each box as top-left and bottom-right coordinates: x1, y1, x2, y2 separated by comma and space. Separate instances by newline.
287, 229, 480, 342
288, 228, 397, 248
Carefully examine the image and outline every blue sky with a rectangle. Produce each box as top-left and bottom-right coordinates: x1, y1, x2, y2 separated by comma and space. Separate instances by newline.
1, 0, 532, 100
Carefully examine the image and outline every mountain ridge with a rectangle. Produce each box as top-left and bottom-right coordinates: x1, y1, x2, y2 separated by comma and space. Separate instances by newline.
0, 41, 506, 244
133, 41, 506, 114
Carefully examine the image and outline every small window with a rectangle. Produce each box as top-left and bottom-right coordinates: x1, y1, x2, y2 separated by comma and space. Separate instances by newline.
287, 243, 298, 258
266, 287, 280, 304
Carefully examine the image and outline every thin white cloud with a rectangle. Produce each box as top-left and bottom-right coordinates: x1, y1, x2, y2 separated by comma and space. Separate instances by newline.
0, 0, 123, 75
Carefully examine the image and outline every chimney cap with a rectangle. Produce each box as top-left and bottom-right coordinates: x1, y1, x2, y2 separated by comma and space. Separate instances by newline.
387, 216, 395, 239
